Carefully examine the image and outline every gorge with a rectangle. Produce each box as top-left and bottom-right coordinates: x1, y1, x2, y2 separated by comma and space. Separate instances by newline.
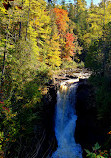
51, 71, 91, 158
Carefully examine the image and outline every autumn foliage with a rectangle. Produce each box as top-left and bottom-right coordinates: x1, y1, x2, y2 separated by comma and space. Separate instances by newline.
53, 8, 78, 61
53, 8, 69, 34
65, 33, 75, 60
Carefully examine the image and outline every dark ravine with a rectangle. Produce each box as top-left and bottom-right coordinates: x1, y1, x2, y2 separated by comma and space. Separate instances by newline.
75, 80, 106, 157
33, 69, 105, 158
46, 70, 89, 157
46, 70, 92, 158
40, 70, 110, 158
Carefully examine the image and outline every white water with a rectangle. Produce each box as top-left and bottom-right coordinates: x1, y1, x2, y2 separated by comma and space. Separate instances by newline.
51, 80, 82, 158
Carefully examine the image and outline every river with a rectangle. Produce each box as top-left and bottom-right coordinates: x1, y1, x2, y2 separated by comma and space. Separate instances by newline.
51, 79, 82, 158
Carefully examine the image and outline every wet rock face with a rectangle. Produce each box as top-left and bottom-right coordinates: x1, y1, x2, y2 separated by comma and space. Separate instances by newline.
43, 86, 57, 134
42, 85, 58, 155
75, 81, 105, 157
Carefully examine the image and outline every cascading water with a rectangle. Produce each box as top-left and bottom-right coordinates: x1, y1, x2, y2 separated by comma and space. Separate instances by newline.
51, 79, 82, 158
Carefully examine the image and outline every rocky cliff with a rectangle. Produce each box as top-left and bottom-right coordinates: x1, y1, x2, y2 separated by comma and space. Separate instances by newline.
75, 80, 106, 157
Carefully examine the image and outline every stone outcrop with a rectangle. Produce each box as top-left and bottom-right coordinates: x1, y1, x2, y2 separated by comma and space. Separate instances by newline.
53, 68, 92, 86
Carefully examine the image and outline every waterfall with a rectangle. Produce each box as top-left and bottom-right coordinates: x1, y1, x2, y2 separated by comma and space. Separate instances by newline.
51, 79, 82, 158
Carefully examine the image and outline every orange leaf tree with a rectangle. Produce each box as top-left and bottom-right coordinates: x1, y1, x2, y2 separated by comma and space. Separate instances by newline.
64, 32, 75, 60
53, 8, 78, 61
53, 8, 69, 35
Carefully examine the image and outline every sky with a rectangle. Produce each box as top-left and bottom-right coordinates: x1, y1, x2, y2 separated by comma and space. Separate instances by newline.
48, 0, 102, 8
86, 0, 101, 7
63, 0, 101, 7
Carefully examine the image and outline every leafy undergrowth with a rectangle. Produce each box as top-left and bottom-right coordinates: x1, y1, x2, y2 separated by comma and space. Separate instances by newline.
85, 143, 111, 158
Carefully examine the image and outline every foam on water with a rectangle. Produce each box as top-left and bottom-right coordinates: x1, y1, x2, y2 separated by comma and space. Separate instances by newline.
51, 80, 82, 158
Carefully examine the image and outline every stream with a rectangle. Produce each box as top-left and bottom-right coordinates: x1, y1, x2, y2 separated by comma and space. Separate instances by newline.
51, 79, 83, 158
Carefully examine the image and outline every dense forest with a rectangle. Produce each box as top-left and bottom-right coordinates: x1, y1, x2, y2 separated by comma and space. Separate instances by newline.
0, 0, 111, 157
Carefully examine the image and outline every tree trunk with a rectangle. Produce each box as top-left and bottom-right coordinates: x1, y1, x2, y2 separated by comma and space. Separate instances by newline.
1, 26, 8, 91
19, 21, 21, 38
19, 0, 23, 38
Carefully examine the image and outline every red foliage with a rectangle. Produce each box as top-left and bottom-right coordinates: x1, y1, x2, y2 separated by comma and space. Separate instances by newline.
53, 8, 69, 34
65, 32, 75, 58
0, 101, 4, 104
2, 106, 10, 112
66, 33, 75, 47
53, 8, 77, 61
